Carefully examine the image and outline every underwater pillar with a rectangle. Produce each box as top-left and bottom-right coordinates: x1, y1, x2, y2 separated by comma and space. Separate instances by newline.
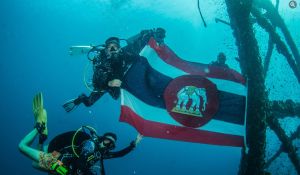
225, 0, 268, 175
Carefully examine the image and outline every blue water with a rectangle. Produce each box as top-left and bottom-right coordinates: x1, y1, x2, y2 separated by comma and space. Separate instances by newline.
1, 0, 299, 174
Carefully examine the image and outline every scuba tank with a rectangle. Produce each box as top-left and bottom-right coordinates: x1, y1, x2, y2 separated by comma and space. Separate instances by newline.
69, 46, 94, 56
68, 45, 106, 60
68, 45, 105, 92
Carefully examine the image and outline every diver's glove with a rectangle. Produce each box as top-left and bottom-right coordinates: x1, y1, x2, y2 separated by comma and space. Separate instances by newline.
140, 28, 166, 44
140, 29, 154, 38
33, 123, 47, 144
35, 122, 46, 134
62, 94, 87, 112
153, 28, 166, 44
108, 87, 120, 100
138, 29, 154, 46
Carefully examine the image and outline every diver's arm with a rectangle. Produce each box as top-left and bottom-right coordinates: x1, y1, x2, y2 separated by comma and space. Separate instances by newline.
123, 28, 166, 56
18, 129, 42, 162
123, 28, 164, 55
122, 30, 152, 55
64, 91, 105, 112
103, 141, 136, 159
19, 92, 48, 164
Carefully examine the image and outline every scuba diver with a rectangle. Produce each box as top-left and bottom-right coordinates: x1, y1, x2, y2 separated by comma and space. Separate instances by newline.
210, 52, 229, 68
19, 92, 143, 175
62, 28, 166, 112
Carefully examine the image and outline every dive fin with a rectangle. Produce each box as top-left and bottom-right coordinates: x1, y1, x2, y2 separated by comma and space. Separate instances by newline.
62, 99, 78, 112
33, 92, 48, 136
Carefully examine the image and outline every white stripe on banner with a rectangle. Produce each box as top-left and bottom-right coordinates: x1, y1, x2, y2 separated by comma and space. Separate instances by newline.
140, 45, 247, 96
121, 90, 245, 137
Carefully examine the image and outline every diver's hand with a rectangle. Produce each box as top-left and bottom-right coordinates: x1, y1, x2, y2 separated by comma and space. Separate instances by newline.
153, 28, 166, 44
134, 133, 143, 146
108, 79, 122, 87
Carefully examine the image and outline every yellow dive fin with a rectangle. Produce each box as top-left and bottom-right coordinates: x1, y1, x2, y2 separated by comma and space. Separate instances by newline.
32, 92, 48, 136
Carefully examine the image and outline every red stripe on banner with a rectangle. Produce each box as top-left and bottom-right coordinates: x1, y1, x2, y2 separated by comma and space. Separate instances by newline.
148, 38, 246, 85
120, 106, 244, 147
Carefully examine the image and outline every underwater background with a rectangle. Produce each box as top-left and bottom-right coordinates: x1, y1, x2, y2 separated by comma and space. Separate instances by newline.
0, 0, 299, 174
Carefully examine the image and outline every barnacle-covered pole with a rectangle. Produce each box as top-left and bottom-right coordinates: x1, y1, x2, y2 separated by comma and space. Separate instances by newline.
270, 100, 300, 117
225, 0, 268, 174
263, 37, 274, 77
251, 8, 300, 83
264, 127, 300, 169
262, 0, 279, 77
266, 100, 300, 173
255, 0, 300, 73
266, 114, 300, 174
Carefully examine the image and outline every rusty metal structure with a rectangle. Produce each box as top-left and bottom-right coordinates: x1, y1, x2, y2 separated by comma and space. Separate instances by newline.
222, 0, 300, 174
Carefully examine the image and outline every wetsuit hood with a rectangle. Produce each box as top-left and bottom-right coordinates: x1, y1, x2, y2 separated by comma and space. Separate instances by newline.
105, 37, 120, 47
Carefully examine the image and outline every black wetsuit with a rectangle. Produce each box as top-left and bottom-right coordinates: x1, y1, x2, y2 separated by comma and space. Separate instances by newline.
48, 131, 135, 175
74, 30, 155, 107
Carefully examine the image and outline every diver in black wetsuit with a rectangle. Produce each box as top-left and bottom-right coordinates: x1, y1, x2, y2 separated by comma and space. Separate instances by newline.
46, 127, 142, 175
20, 127, 141, 175
19, 93, 143, 175
210, 52, 229, 68
63, 28, 166, 112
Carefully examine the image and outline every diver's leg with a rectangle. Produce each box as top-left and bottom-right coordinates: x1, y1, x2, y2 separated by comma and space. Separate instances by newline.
82, 91, 105, 106
18, 129, 42, 162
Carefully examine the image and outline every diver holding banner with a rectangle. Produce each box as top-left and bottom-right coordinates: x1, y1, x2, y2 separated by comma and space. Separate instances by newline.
63, 28, 166, 112
19, 92, 142, 175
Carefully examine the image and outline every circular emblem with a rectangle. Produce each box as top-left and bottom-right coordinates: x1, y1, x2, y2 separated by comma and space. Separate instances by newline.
164, 75, 219, 128
289, 0, 297, 8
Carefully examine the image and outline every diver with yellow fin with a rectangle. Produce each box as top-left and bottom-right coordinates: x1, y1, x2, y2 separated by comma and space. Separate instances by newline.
62, 28, 166, 112
19, 92, 143, 175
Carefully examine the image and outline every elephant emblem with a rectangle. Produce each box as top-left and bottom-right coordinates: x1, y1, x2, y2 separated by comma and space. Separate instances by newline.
172, 86, 207, 117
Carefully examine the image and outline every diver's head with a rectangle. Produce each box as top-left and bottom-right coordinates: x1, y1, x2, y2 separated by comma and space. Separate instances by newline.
99, 132, 117, 150
105, 37, 122, 59
217, 52, 226, 64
